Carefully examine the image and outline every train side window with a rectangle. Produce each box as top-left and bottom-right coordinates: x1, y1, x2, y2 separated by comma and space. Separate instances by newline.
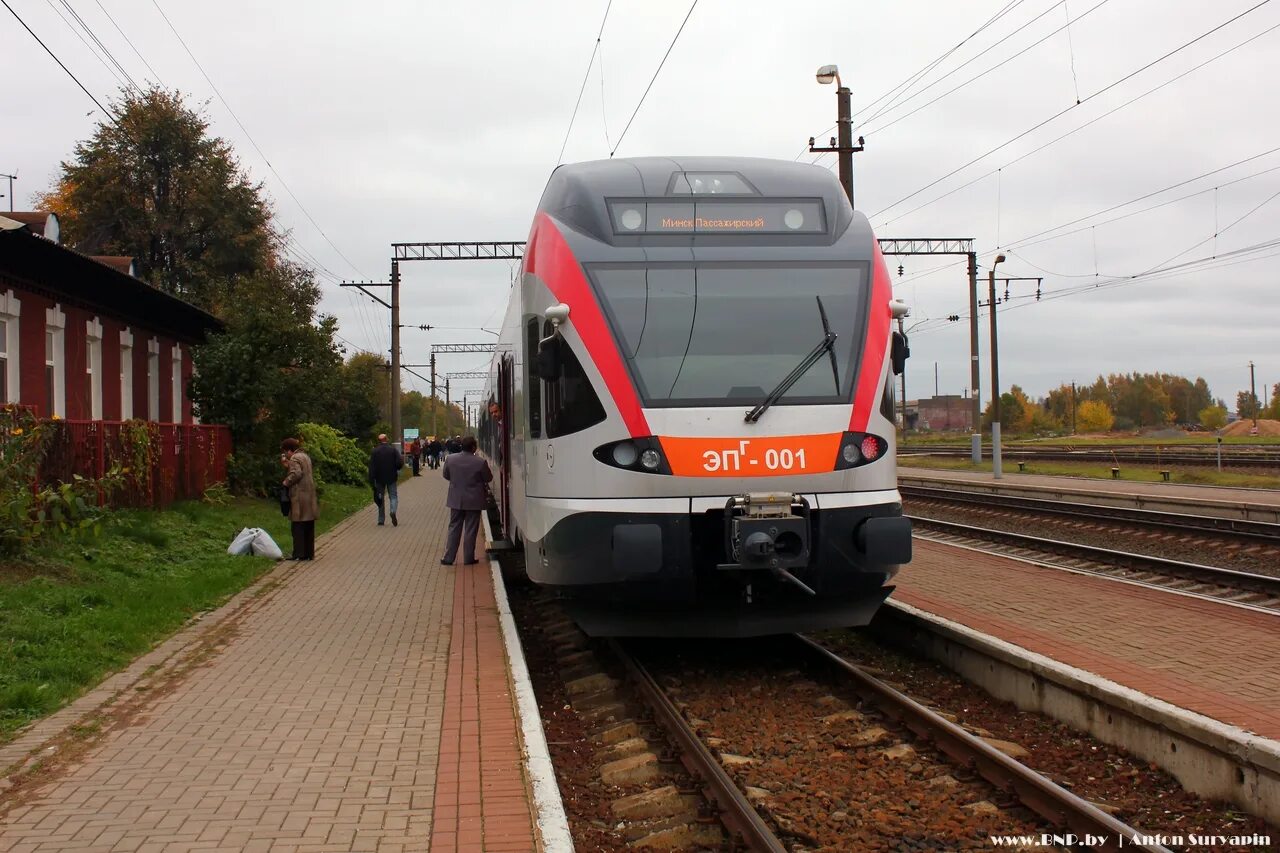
525, 318, 542, 438
543, 320, 606, 438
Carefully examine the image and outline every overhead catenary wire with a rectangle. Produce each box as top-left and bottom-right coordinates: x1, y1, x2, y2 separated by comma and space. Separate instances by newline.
92, 0, 163, 84
610, 0, 699, 157
3, 0, 118, 121
57, 0, 141, 93
875, 15, 1280, 228
39, 0, 132, 94
556, 0, 613, 164
861, 0, 1113, 137
147, 0, 365, 279
871, 0, 1275, 222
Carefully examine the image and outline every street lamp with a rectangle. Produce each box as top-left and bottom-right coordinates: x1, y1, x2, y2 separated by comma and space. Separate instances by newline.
989, 254, 1006, 479
809, 65, 863, 206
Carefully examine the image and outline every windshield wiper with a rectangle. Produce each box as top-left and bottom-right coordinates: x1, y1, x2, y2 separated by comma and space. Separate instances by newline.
744, 296, 838, 423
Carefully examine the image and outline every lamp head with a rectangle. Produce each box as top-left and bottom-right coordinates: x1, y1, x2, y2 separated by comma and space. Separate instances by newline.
994, 254, 1007, 265
816, 64, 839, 85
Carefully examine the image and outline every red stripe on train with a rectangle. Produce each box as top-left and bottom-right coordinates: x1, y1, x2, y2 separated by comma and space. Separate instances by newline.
848, 240, 893, 432
524, 213, 651, 437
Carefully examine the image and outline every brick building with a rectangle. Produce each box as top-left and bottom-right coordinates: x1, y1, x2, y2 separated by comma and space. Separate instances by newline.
0, 211, 219, 421
916, 394, 972, 432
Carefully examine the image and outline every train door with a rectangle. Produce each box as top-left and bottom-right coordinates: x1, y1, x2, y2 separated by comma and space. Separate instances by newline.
498, 354, 514, 535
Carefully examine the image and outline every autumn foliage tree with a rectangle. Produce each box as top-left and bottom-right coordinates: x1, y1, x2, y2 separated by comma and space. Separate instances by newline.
35, 88, 274, 314
1075, 400, 1115, 433
1198, 405, 1228, 430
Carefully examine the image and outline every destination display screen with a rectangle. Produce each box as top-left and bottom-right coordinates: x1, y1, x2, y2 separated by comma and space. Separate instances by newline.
608, 199, 826, 235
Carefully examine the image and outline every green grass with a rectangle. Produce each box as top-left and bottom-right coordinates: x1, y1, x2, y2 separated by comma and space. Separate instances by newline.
901, 432, 1280, 446
0, 482, 371, 742
897, 455, 1280, 489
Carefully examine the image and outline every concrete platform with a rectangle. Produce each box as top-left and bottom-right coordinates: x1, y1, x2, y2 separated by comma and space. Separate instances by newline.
895, 538, 1280, 741
0, 473, 566, 852
900, 467, 1280, 522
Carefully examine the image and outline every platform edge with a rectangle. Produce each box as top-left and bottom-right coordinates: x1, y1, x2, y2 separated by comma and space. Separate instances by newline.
875, 599, 1280, 826
483, 513, 575, 852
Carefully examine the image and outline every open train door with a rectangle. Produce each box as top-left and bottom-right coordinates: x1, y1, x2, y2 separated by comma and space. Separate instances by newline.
498, 354, 515, 537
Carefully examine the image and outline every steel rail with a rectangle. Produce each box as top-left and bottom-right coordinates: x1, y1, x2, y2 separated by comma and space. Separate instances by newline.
908, 515, 1280, 599
608, 640, 788, 853
901, 484, 1280, 542
794, 635, 1173, 853
898, 447, 1280, 469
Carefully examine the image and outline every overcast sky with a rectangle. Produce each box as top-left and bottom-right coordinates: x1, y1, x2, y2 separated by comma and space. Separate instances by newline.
4, 0, 1278, 408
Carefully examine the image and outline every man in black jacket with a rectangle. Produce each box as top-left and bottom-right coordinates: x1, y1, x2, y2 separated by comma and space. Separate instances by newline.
368, 434, 404, 526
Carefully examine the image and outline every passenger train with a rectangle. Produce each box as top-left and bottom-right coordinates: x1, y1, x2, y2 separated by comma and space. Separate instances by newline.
479, 157, 912, 637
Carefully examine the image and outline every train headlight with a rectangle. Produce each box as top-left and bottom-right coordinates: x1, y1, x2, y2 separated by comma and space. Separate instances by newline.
619, 208, 644, 231
841, 443, 859, 464
784, 208, 805, 230
612, 442, 639, 467
593, 438, 672, 474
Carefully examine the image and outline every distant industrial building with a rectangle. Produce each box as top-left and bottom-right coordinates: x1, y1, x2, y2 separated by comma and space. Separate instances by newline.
915, 394, 972, 432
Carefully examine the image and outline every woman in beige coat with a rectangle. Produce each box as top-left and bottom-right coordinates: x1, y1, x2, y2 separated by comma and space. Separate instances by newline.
281, 437, 319, 560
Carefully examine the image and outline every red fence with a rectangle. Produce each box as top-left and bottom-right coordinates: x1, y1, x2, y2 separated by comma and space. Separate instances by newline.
40, 420, 232, 509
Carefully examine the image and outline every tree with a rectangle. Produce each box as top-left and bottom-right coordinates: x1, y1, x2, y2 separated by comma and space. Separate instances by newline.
188, 263, 344, 488
1198, 405, 1228, 430
1267, 383, 1280, 420
1112, 373, 1171, 428
1236, 390, 1261, 420
1076, 400, 1115, 433
34, 88, 272, 314
329, 353, 388, 442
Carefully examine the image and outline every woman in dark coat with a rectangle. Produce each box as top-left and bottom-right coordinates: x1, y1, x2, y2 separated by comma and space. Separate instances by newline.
281, 437, 319, 560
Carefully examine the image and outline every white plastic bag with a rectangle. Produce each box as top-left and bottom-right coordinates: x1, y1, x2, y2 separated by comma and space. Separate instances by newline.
250, 529, 284, 560
227, 527, 256, 556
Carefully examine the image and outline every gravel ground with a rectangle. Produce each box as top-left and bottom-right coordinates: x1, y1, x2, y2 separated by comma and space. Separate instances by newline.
818, 629, 1278, 852
904, 498, 1280, 577
640, 638, 1049, 851
506, 579, 713, 852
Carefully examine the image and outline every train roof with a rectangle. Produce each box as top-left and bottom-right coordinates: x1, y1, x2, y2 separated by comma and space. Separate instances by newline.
537, 156, 862, 246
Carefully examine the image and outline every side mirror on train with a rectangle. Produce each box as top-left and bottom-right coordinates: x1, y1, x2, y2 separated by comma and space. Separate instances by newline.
891, 331, 910, 376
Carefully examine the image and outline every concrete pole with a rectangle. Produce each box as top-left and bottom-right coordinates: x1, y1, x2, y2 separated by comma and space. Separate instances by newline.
968, 252, 982, 463
430, 351, 437, 436
390, 261, 402, 446
836, 86, 854, 207
989, 266, 1002, 479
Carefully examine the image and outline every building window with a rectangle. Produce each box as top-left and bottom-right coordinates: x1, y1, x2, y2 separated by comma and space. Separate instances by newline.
0, 290, 18, 403
45, 304, 66, 418
120, 328, 134, 420
525, 318, 542, 439
86, 317, 103, 420
148, 338, 160, 421
171, 345, 183, 423
542, 321, 606, 439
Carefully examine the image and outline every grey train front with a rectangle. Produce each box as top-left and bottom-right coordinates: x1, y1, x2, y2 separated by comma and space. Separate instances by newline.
480, 156, 912, 637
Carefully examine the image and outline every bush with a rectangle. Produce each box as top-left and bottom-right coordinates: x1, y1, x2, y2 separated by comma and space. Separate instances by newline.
296, 422, 367, 487
1, 405, 119, 555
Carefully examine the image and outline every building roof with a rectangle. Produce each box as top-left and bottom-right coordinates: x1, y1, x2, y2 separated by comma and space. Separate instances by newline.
92, 255, 137, 276
0, 225, 221, 343
2, 211, 60, 242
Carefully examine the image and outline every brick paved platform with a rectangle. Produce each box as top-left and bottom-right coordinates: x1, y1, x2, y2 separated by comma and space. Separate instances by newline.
0, 473, 538, 852
896, 539, 1280, 740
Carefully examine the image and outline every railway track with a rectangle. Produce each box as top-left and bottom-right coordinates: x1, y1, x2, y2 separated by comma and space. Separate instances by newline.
908, 515, 1280, 612
898, 445, 1280, 471
612, 636, 1171, 852
901, 483, 1280, 543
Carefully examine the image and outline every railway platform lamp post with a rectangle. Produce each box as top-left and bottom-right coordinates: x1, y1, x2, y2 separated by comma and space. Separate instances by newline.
810, 65, 864, 206
988, 254, 1007, 479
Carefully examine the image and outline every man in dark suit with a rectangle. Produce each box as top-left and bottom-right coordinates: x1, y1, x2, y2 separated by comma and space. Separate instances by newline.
368, 434, 403, 526
441, 435, 493, 565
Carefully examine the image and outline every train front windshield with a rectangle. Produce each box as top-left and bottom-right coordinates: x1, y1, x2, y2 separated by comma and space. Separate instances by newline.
589, 262, 869, 408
